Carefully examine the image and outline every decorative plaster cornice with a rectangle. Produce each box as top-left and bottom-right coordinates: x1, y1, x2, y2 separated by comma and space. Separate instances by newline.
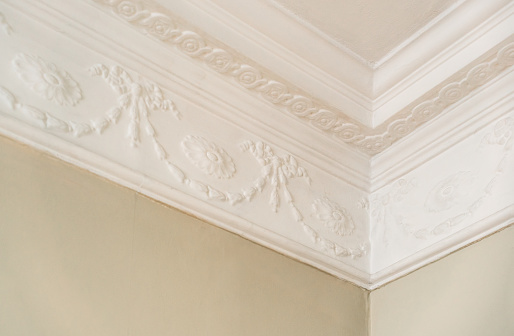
91, 0, 514, 155
0, 0, 512, 290
0, 48, 368, 262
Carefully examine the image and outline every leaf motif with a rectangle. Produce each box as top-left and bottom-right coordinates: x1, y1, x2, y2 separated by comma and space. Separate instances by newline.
303, 224, 318, 242
153, 141, 167, 161
0, 87, 16, 109
207, 186, 226, 201
165, 161, 185, 183
190, 180, 208, 195
227, 192, 244, 205
269, 188, 279, 212
21, 105, 46, 122
70, 122, 92, 137
283, 187, 293, 204
46, 115, 70, 132
107, 107, 121, 124
242, 187, 257, 200
92, 118, 109, 134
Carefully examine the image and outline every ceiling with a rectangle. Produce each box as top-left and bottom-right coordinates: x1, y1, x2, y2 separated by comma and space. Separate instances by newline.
246, 0, 459, 63
0, 0, 512, 289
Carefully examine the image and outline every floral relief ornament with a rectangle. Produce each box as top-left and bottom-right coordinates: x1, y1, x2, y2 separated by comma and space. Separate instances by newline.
313, 198, 355, 236
12, 54, 83, 106
181, 135, 236, 179
424, 171, 474, 213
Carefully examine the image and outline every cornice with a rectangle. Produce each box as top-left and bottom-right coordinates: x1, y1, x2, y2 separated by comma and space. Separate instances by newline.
0, 0, 512, 290
89, 0, 514, 156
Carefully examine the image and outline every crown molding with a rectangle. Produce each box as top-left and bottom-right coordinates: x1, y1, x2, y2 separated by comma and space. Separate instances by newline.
145, 0, 513, 128
372, 0, 514, 126
0, 0, 512, 290
87, 0, 514, 156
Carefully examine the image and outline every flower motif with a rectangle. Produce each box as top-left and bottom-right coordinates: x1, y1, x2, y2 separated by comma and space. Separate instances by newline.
12, 54, 82, 107
116, 1, 140, 20
147, 14, 176, 40
313, 198, 355, 236
234, 65, 263, 89
207, 50, 234, 73
412, 101, 442, 123
181, 135, 235, 179
425, 171, 473, 213
260, 81, 289, 103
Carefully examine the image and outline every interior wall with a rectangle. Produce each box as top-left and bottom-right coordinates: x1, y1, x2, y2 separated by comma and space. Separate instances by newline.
0, 134, 368, 336
370, 224, 514, 336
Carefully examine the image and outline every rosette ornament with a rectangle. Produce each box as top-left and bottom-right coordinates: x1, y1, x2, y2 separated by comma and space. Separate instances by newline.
12, 54, 82, 107
181, 136, 236, 179
425, 171, 474, 213
313, 198, 355, 236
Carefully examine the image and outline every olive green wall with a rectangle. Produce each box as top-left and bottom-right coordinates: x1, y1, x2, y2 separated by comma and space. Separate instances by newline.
370, 224, 514, 336
0, 135, 367, 335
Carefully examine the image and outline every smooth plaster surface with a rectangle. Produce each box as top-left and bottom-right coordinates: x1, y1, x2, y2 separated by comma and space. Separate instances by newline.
370, 224, 514, 336
271, 0, 458, 61
0, 134, 367, 335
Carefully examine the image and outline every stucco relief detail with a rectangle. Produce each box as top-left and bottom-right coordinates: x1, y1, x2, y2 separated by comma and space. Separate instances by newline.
0, 86, 119, 136
370, 178, 416, 242
313, 197, 355, 236
0, 12, 12, 35
90, 63, 366, 259
91, 0, 514, 155
181, 135, 236, 179
374, 116, 514, 240
89, 63, 181, 147
424, 171, 475, 213
12, 54, 83, 107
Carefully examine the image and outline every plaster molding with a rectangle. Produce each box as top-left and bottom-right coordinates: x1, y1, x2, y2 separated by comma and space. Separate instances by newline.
313, 197, 355, 237
13, 53, 83, 107
181, 135, 236, 179
0, 87, 119, 136
0, 11, 12, 35
369, 112, 514, 276
1, 57, 367, 262
0, 0, 512, 289
91, 0, 514, 155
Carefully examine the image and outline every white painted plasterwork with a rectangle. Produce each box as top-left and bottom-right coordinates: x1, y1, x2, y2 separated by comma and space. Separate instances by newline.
0, 0, 512, 288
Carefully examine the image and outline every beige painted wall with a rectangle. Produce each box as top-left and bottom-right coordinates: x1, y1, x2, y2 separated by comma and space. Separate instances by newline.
2, 134, 513, 336
0, 135, 367, 335
370, 225, 514, 336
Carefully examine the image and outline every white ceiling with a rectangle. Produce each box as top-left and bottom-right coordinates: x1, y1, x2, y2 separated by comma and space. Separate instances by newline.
270, 0, 460, 63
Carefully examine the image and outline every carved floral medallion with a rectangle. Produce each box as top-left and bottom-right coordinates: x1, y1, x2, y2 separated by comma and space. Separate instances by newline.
424, 171, 474, 213
313, 198, 355, 236
182, 135, 236, 179
12, 54, 82, 106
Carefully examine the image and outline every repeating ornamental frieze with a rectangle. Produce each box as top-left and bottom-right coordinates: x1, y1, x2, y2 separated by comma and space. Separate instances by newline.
13, 54, 83, 107
424, 171, 475, 213
90, 0, 514, 155
0, 47, 367, 259
370, 116, 514, 240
